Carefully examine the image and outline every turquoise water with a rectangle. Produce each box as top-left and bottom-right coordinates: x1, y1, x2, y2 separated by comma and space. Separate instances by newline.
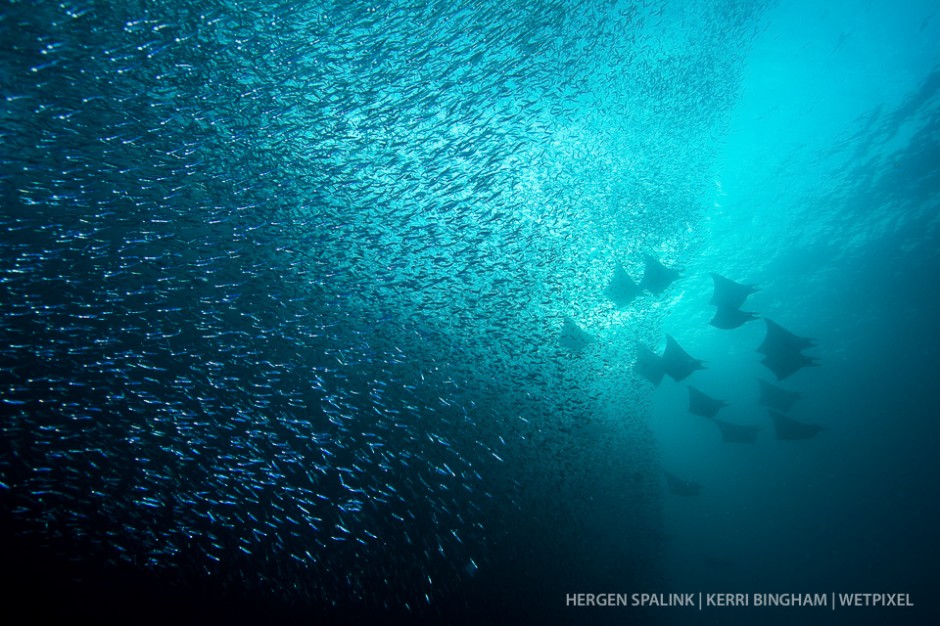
652, 2, 939, 624
1, 1, 937, 624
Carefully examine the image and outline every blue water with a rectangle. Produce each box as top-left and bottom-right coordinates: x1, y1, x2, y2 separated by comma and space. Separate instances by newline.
1, 1, 937, 624
651, 2, 940, 624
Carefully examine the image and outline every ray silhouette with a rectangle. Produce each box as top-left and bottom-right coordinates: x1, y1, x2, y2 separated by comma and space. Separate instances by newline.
709, 273, 759, 309
758, 318, 817, 355
768, 410, 826, 440
662, 335, 705, 381
711, 419, 761, 443
687, 385, 728, 418
558, 317, 593, 352
634, 343, 665, 386
640, 255, 680, 295
605, 263, 641, 308
709, 305, 759, 329
757, 379, 802, 412
761, 351, 819, 380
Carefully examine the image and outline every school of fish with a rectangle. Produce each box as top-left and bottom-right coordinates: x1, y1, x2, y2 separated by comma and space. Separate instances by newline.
0, 0, 770, 619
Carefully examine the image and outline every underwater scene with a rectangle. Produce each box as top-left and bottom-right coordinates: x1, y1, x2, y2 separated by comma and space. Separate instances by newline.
1, 0, 938, 624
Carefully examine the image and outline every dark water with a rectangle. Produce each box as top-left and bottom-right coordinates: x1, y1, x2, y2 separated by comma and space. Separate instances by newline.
1, 1, 937, 624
